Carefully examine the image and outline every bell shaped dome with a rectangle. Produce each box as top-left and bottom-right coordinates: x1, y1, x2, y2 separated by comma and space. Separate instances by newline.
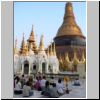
56, 2, 85, 38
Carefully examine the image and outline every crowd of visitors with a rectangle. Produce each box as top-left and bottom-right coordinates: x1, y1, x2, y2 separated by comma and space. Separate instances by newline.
14, 72, 80, 98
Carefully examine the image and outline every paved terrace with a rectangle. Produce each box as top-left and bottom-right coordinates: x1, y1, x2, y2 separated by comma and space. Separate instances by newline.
13, 79, 86, 98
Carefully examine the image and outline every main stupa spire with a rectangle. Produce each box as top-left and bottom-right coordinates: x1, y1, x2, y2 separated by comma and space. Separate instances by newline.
56, 2, 84, 37
64, 2, 75, 19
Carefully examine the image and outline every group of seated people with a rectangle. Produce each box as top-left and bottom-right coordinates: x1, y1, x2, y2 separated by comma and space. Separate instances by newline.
14, 75, 34, 97
14, 74, 80, 98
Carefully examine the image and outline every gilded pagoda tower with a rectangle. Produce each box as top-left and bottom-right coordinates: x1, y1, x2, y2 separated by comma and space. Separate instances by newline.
54, 2, 86, 60
27, 25, 37, 54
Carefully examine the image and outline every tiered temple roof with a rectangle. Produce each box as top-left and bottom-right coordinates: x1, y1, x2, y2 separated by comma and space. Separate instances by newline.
27, 25, 37, 53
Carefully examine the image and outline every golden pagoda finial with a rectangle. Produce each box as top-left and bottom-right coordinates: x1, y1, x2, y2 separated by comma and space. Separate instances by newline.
23, 32, 25, 40
39, 34, 44, 51
32, 24, 33, 32
66, 2, 73, 11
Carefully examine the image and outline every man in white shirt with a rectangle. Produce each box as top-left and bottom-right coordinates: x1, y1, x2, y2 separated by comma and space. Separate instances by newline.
14, 77, 22, 94
23, 81, 33, 97
40, 76, 46, 90
15, 82, 22, 91
56, 78, 66, 95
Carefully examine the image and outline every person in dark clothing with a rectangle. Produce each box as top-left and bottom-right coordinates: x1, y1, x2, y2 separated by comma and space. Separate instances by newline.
41, 81, 51, 97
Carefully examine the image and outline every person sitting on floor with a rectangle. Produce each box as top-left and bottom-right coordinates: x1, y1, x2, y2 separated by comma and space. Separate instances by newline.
64, 76, 69, 87
49, 83, 59, 98
23, 81, 33, 97
41, 81, 51, 97
73, 78, 81, 86
40, 76, 46, 91
49, 77, 55, 85
28, 76, 34, 89
56, 78, 66, 95
20, 74, 25, 88
14, 77, 22, 94
34, 77, 41, 91
25, 75, 29, 83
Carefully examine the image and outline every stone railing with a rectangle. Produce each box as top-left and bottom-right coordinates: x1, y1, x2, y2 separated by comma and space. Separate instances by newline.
30, 73, 79, 80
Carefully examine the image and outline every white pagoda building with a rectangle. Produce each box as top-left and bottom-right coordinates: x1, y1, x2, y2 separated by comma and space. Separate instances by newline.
14, 26, 59, 75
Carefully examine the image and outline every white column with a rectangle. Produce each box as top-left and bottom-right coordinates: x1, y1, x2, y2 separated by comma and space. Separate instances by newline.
38, 61, 42, 73
40, 62, 42, 73
29, 62, 32, 75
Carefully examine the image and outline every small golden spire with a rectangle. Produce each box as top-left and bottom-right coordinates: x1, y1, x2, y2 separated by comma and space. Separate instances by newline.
59, 54, 63, 68
73, 51, 79, 65
27, 25, 37, 53
14, 38, 17, 55
82, 51, 85, 63
20, 32, 26, 55
59, 56, 63, 63
65, 52, 70, 63
49, 42, 53, 56
39, 34, 44, 51
25, 43, 29, 56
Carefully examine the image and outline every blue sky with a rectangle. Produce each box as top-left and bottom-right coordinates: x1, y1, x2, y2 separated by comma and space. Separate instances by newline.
14, 2, 86, 49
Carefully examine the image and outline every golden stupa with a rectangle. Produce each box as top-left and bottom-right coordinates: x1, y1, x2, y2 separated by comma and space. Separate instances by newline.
56, 2, 84, 38
54, 2, 86, 61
